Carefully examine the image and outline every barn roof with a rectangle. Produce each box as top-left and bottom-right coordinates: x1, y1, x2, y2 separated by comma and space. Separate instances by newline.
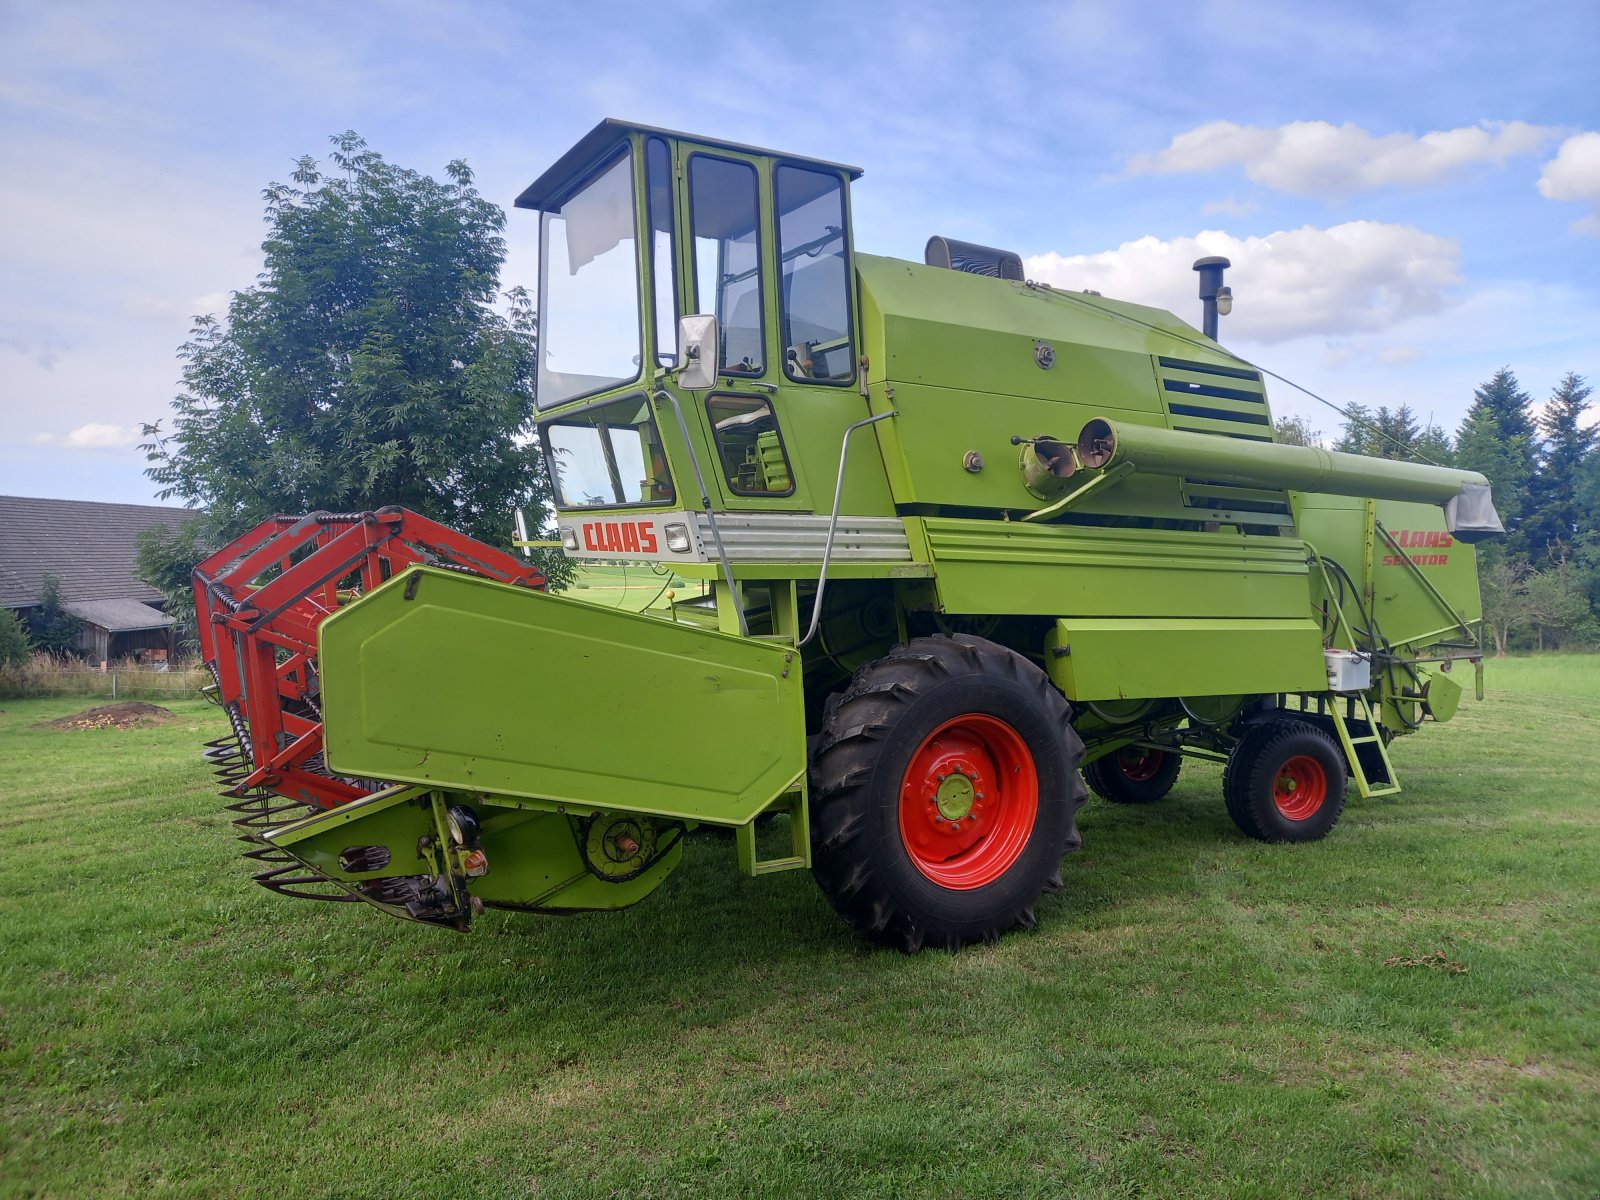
63, 597, 177, 632
0, 495, 200, 609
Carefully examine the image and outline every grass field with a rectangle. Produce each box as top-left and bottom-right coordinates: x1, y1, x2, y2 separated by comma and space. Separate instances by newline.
564, 563, 709, 612
2, 657, 1597, 1198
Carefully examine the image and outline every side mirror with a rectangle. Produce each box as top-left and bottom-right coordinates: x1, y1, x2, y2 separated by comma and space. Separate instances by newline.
676, 314, 719, 391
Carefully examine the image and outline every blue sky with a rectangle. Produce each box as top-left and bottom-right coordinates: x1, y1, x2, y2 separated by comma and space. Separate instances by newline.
2, 0, 1597, 505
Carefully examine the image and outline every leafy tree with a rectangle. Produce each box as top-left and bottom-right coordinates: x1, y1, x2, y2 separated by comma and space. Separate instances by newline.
1526, 372, 1595, 564
0, 607, 31, 668
27, 576, 83, 657
1477, 556, 1531, 657
134, 518, 218, 654
1520, 559, 1598, 650
141, 132, 570, 587
1273, 414, 1321, 446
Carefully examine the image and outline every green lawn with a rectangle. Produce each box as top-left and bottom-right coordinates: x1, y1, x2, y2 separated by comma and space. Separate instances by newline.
1, 658, 1597, 1198
562, 563, 708, 612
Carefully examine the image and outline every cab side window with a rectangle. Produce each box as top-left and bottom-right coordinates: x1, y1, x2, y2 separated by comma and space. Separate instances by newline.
707, 395, 793, 496
689, 156, 763, 375
776, 167, 853, 383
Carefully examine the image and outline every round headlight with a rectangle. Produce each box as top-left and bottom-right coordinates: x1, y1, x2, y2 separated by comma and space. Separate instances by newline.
446, 804, 481, 849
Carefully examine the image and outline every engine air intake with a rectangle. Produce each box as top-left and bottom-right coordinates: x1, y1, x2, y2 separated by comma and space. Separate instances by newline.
925, 236, 1025, 281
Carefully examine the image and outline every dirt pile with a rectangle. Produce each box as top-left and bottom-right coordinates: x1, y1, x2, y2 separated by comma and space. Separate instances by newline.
42, 702, 179, 731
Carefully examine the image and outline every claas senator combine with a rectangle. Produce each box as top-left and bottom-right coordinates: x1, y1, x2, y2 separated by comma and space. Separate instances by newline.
195, 120, 1501, 951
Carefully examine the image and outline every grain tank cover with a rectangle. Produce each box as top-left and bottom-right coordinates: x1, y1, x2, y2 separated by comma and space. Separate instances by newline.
925, 236, 1025, 281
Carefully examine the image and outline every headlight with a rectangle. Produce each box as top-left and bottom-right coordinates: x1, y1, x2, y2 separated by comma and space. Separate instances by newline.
664, 523, 691, 553
446, 804, 481, 849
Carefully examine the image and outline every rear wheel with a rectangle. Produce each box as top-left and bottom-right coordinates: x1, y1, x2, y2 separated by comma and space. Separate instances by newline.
1222, 719, 1347, 843
809, 635, 1087, 952
1083, 746, 1181, 804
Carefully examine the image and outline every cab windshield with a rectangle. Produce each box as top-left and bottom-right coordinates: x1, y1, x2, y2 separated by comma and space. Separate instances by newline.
537, 151, 642, 408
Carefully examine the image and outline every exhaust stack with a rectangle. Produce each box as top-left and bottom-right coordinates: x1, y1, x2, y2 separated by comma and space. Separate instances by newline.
1192, 256, 1232, 340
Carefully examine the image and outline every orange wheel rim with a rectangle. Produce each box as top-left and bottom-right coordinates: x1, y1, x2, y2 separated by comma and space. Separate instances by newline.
1117, 747, 1164, 782
898, 714, 1039, 889
1273, 754, 1327, 821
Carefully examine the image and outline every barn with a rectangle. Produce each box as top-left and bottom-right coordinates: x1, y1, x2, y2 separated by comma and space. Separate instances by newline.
0, 495, 200, 664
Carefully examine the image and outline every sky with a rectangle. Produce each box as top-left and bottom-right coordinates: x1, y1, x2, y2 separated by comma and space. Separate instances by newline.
2, 0, 1597, 506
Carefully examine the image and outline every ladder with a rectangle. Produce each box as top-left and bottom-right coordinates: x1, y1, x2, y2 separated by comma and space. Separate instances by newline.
1330, 693, 1401, 799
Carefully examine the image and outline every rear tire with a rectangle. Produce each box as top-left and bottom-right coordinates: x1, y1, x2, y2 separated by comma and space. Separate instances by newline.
1222, 719, 1347, 843
1084, 746, 1181, 804
809, 635, 1087, 952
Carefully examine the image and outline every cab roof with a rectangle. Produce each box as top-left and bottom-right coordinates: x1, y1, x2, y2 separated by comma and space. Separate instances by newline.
514, 118, 864, 211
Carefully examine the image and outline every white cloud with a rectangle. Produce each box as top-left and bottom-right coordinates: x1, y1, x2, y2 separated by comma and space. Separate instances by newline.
1378, 345, 1423, 365
52, 423, 142, 450
1025, 221, 1461, 343
1538, 132, 1600, 235
1128, 120, 1558, 196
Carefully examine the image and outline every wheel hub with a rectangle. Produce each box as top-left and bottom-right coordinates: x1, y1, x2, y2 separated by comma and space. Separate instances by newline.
934, 768, 978, 821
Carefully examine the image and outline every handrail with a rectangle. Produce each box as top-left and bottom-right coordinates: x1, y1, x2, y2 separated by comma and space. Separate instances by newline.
651, 387, 748, 637
798, 411, 897, 648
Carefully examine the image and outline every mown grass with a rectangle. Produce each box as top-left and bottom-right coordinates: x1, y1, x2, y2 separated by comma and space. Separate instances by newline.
1, 659, 1597, 1198
564, 563, 708, 612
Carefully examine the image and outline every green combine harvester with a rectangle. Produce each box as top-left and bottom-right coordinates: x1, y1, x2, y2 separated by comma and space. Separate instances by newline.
195, 120, 1501, 951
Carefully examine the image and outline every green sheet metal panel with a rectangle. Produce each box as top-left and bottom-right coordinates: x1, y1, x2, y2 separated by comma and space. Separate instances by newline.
914, 516, 1314, 619
319, 567, 805, 824
1044, 617, 1328, 701
1295, 494, 1483, 649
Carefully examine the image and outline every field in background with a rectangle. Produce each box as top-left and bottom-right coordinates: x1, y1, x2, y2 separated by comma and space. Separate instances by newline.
0, 655, 209, 701
0, 565, 689, 702
563, 561, 709, 612
1, 656, 1596, 1197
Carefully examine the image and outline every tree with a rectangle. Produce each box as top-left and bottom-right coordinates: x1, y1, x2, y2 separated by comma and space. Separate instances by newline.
1333, 403, 1377, 455
1409, 419, 1455, 466
141, 132, 567, 585
27, 576, 83, 657
1477, 556, 1529, 657
0, 607, 31, 668
1455, 367, 1537, 551
1331, 403, 1450, 463
1520, 559, 1598, 651
134, 518, 217, 655
1526, 372, 1595, 564
1273, 414, 1321, 446
1372, 405, 1421, 460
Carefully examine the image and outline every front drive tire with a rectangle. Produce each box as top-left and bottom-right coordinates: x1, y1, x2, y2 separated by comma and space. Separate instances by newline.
809, 635, 1088, 952
1222, 719, 1347, 843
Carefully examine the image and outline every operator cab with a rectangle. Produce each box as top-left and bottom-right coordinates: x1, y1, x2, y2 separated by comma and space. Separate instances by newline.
516, 120, 869, 534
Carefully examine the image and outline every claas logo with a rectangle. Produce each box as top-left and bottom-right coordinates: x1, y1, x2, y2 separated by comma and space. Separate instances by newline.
1382, 529, 1452, 567
581, 521, 659, 554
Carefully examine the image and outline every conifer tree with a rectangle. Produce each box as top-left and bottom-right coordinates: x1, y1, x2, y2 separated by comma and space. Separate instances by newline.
1526, 372, 1595, 563
1455, 368, 1537, 548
